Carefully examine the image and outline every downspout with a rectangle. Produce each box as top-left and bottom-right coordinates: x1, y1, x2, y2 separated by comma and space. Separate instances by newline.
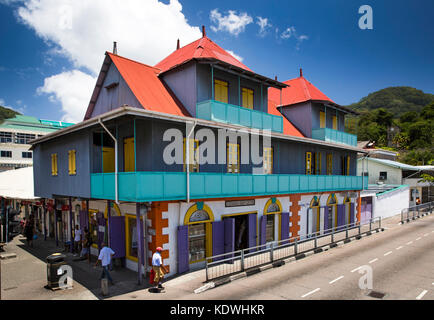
186, 121, 197, 203
98, 118, 119, 204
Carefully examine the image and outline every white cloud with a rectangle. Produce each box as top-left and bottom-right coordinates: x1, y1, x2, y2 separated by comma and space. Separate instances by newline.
210, 9, 253, 36
11, 0, 202, 122
17, 0, 202, 74
281, 26, 309, 50
37, 70, 96, 123
226, 50, 243, 62
257, 17, 271, 37
281, 26, 296, 39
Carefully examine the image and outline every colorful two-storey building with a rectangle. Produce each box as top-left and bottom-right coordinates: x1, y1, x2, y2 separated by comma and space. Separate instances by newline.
31, 28, 367, 277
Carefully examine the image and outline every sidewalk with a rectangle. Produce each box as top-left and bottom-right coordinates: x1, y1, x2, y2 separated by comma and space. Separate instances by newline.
0, 235, 157, 300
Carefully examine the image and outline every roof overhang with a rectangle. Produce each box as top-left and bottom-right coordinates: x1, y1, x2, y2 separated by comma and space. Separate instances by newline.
30, 105, 368, 154
278, 99, 359, 116
159, 58, 288, 89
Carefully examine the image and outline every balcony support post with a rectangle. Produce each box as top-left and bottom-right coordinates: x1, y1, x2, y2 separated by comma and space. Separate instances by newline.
238, 75, 241, 107
211, 65, 214, 101
99, 118, 118, 204
186, 121, 197, 203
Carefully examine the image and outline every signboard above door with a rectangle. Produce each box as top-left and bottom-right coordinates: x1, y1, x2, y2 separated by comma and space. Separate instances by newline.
225, 200, 255, 208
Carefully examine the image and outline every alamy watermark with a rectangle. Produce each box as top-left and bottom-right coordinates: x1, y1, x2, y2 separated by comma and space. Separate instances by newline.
359, 5, 373, 30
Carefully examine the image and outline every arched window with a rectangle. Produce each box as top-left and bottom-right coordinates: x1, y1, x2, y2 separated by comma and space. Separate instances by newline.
309, 196, 321, 234
184, 203, 214, 264
327, 194, 338, 231
263, 199, 282, 242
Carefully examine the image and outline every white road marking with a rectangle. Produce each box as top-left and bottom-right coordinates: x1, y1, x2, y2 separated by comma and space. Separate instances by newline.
396, 246, 403, 250
416, 237, 421, 241
384, 251, 393, 256
424, 233, 429, 237
369, 258, 378, 264
416, 290, 428, 300
351, 266, 362, 273
407, 241, 413, 245
301, 288, 320, 298
329, 276, 344, 284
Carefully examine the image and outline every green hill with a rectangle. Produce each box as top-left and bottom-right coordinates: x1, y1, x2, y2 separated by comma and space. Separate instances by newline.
0, 105, 20, 123
345, 87, 434, 166
347, 86, 434, 118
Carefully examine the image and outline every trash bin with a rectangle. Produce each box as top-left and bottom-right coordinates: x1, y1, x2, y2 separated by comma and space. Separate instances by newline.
46, 253, 67, 289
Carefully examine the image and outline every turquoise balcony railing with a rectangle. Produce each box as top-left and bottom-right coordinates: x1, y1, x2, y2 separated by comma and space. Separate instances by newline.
312, 128, 357, 147
196, 100, 283, 133
91, 172, 368, 202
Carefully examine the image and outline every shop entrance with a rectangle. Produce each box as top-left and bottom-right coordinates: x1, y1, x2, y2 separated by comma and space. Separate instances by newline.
222, 213, 257, 252
233, 214, 249, 251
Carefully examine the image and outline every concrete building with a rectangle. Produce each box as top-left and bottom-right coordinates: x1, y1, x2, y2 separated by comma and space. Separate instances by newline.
0, 115, 73, 172
31, 30, 369, 278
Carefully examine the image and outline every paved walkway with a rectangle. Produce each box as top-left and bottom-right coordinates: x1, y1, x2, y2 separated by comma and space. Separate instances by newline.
0, 235, 158, 300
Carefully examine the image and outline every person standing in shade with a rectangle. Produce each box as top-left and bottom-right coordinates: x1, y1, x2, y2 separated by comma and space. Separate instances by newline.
73, 225, 82, 255
152, 247, 168, 289
24, 215, 35, 247
94, 242, 115, 285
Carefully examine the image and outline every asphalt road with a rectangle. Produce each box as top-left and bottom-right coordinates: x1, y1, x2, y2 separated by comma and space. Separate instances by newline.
193, 213, 434, 300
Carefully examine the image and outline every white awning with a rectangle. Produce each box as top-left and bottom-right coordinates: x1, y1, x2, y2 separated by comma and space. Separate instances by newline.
0, 167, 39, 200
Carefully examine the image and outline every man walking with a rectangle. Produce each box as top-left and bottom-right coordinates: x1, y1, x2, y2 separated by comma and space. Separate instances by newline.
95, 242, 115, 285
73, 225, 82, 255
152, 247, 168, 290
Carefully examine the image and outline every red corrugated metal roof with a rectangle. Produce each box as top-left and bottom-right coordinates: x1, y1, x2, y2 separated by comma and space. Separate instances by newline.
269, 75, 335, 107
155, 36, 252, 73
108, 53, 190, 117
267, 99, 304, 137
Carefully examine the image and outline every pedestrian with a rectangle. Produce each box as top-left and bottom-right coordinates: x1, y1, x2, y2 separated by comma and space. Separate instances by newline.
73, 225, 82, 255
20, 217, 26, 235
94, 242, 115, 285
24, 215, 35, 247
152, 247, 168, 290
77, 228, 92, 262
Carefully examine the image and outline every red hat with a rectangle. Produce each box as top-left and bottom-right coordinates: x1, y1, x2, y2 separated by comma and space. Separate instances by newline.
156, 247, 163, 252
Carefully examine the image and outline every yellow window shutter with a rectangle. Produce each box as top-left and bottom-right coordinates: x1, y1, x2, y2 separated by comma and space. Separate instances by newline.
51, 154, 54, 175
215, 80, 228, 103
306, 152, 312, 175
54, 154, 58, 175
333, 116, 337, 130
68, 150, 71, 175
320, 112, 325, 128
73, 150, 76, 175
347, 156, 350, 176
316, 152, 322, 175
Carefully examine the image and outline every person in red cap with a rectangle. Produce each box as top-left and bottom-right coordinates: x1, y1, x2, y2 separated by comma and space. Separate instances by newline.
152, 247, 168, 289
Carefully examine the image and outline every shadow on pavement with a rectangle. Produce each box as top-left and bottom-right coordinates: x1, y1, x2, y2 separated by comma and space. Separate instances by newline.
15, 235, 152, 299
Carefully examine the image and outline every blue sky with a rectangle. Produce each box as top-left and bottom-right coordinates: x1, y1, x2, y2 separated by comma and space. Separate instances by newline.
0, 0, 434, 123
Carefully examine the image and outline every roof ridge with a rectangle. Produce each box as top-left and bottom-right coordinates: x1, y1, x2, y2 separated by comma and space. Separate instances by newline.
107, 52, 161, 73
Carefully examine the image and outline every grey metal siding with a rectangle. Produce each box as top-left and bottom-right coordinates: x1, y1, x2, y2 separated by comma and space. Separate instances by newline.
33, 131, 91, 199
91, 63, 142, 118
161, 61, 197, 117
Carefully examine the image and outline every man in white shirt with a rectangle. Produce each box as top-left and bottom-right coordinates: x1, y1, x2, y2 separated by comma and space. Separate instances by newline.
73, 225, 82, 255
152, 247, 168, 289
95, 242, 115, 285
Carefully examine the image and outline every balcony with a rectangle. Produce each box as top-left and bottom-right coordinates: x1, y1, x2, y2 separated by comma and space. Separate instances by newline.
196, 100, 283, 133
311, 128, 357, 147
91, 172, 368, 202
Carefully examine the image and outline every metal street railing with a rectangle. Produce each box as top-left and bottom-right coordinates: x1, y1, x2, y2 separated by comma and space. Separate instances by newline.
401, 201, 433, 224
205, 217, 382, 282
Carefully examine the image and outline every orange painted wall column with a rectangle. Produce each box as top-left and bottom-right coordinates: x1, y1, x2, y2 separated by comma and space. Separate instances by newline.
356, 191, 361, 223
147, 202, 170, 273
289, 194, 301, 239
